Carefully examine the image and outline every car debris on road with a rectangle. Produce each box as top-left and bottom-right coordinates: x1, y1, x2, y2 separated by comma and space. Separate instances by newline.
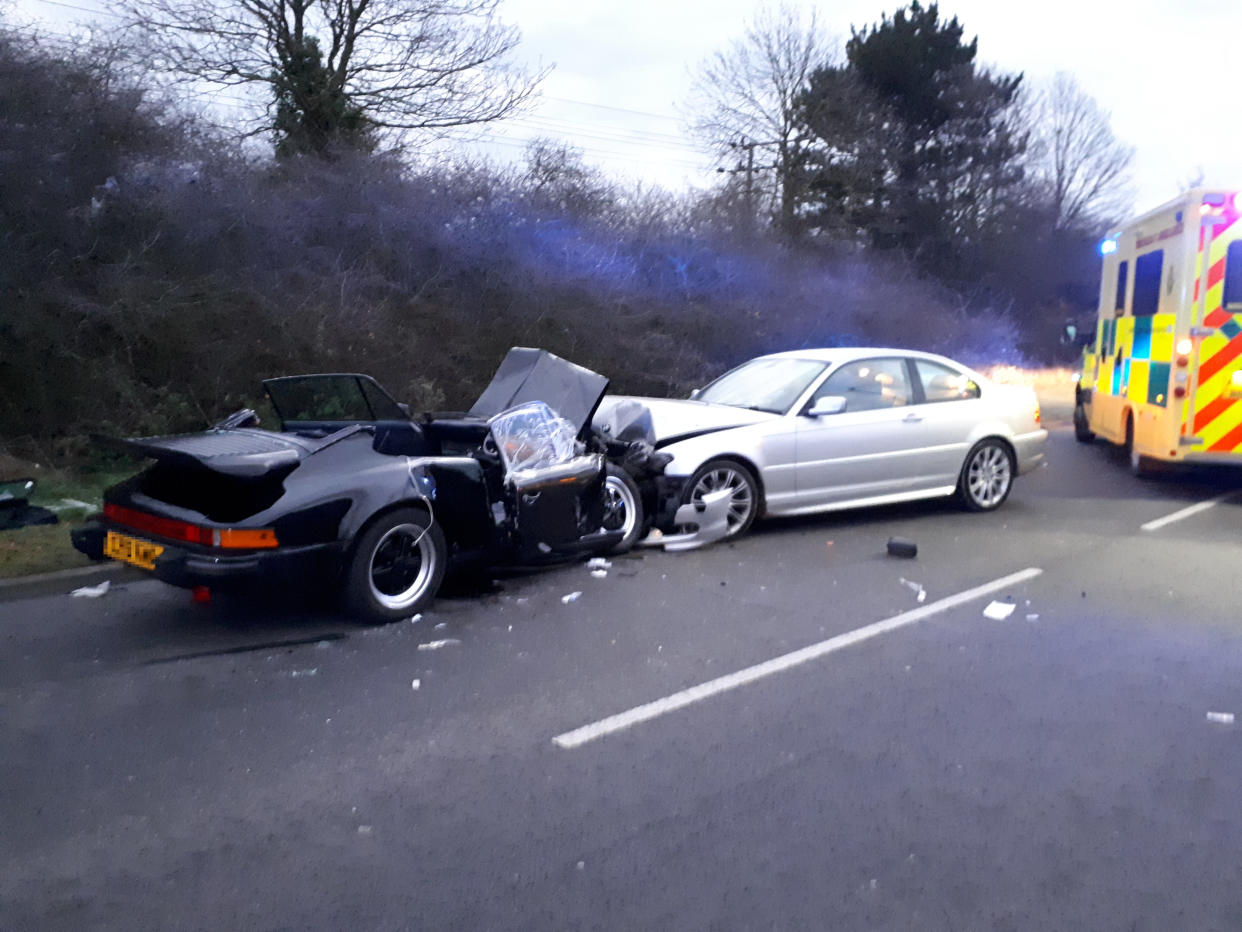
983, 600, 1017, 620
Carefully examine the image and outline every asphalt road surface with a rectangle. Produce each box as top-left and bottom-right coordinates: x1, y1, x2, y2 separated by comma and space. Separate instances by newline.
5, 413, 1242, 931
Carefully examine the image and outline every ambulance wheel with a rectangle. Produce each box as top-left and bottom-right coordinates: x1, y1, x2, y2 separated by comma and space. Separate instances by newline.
1073, 403, 1095, 443
1122, 415, 1156, 478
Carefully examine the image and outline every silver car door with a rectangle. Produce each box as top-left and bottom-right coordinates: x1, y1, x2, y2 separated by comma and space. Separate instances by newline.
793, 357, 926, 507
908, 358, 985, 487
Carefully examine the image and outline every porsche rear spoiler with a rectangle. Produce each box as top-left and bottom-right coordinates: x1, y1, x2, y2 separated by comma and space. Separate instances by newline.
93, 425, 367, 478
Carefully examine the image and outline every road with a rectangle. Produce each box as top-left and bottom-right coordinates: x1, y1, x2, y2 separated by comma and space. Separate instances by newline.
5, 414, 1242, 931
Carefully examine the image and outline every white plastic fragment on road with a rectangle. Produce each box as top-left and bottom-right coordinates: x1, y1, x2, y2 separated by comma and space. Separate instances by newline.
898, 578, 927, 602
982, 600, 1016, 620
1025, 613, 1040, 622
587, 557, 612, 570
561, 591, 582, 604
417, 639, 461, 651
70, 580, 111, 598
406, 613, 422, 624
357, 825, 374, 836
289, 668, 318, 677
1206, 711, 1235, 724
590, 569, 608, 579
411, 679, 421, 691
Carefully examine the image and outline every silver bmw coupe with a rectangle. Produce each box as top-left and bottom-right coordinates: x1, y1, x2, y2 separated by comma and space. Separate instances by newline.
593, 347, 1048, 539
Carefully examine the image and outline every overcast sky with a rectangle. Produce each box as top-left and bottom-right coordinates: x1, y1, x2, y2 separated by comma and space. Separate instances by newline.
13, 0, 1242, 214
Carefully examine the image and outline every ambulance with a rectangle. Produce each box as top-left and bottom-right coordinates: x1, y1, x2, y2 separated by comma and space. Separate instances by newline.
1074, 189, 1242, 473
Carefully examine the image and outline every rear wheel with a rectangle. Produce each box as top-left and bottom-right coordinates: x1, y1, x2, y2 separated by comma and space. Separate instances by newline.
1122, 414, 1155, 477
601, 464, 643, 554
1073, 403, 1095, 443
343, 508, 447, 623
683, 459, 760, 538
957, 439, 1014, 511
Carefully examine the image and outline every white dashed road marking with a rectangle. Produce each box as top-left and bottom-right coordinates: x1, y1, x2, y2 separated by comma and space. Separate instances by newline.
1140, 491, 1236, 532
553, 567, 1045, 749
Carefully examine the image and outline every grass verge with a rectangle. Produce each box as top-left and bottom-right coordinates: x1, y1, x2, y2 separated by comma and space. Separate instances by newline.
0, 458, 132, 580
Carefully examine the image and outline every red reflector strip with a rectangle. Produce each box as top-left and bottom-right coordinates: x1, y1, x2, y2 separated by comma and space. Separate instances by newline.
1209, 419, 1242, 453
1199, 333, 1242, 384
104, 503, 210, 545
1193, 396, 1236, 433
102, 504, 278, 549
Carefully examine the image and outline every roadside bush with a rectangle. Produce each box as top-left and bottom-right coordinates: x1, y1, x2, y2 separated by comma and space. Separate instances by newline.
0, 23, 1027, 469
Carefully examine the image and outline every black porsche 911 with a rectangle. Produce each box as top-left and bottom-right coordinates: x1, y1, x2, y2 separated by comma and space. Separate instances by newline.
72, 348, 662, 622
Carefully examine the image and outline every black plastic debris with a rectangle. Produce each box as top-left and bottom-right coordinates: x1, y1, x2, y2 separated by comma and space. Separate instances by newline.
886, 537, 917, 558
0, 478, 58, 531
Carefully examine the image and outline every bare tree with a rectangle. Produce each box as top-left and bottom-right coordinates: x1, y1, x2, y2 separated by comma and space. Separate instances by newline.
1025, 72, 1134, 230
111, 0, 544, 155
688, 4, 836, 236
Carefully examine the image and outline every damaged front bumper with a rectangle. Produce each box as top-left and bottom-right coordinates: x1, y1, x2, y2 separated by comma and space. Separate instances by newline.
642, 476, 735, 552
72, 521, 345, 592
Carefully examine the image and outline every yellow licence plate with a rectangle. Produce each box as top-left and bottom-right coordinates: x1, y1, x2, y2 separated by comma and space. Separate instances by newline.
104, 530, 164, 570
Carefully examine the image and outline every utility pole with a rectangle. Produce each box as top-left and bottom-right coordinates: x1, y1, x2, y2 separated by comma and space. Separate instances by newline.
718, 137, 760, 237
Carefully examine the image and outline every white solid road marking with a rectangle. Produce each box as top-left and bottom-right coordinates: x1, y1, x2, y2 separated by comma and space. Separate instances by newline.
1140, 491, 1235, 532
552, 567, 1044, 750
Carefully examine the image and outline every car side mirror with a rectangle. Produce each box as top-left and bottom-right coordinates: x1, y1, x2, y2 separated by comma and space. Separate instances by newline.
397, 402, 411, 417
806, 396, 847, 417
689, 388, 702, 400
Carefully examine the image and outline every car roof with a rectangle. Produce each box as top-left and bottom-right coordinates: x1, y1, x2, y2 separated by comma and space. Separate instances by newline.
758, 347, 968, 366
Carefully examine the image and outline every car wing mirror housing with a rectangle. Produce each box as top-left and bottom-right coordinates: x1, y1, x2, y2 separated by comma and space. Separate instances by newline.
807, 396, 847, 417
688, 388, 702, 400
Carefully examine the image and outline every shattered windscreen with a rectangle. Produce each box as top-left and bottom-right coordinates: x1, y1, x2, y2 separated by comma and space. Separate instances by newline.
488, 402, 579, 475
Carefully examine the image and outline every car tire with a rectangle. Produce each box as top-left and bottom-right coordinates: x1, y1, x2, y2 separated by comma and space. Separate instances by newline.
343, 507, 447, 623
683, 459, 760, 538
601, 464, 644, 554
1073, 403, 1095, 443
957, 439, 1014, 512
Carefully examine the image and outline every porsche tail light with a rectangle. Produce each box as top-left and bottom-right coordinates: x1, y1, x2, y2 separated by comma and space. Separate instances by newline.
213, 528, 279, 549
104, 504, 278, 549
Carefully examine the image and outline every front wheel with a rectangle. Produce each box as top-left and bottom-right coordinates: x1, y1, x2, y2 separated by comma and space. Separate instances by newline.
601, 464, 644, 554
957, 440, 1014, 512
343, 508, 447, 623
683, 459, 760, 538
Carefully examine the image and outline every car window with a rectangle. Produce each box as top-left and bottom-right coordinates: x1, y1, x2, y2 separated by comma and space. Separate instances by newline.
813, 358, 911, 411
697, 358, 828, 414
912, 360, 981, 403
267, 376, 375, 422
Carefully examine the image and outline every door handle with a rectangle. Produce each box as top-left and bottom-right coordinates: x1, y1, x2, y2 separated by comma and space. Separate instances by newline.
902, 413, 923, 423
